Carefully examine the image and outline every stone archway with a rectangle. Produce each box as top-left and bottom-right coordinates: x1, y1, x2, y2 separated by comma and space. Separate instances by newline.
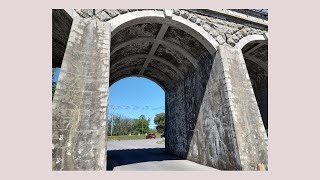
52, 9, 268, 171
236, 34, 268, 133
107, 14, 225, 167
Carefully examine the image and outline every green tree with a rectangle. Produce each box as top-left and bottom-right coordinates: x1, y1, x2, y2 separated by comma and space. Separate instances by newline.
132, 115, 150, 134
154, 112, 165, 133
107, 114, 150, 136
112, 116, 121, 136
108, 115, 134, 136
116, 117, 133, 135
148, 128, 158, 134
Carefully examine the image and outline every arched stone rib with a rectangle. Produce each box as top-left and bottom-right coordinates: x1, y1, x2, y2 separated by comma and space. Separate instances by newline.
139, 24, 169, 75
110, 37, 199, 69
111, 54, 147, 69
111, 37, 153, 55
110, 74, 167, 92
109, 13, 218, 54
146, 66, 175, 81
111, 54, 185, 79
243, 43, 264, 55
110, 65, 174, 84
244, 55, 268, 73
159, 40, 198, 69
235, 34, 267, 50
110, 66, 142, 77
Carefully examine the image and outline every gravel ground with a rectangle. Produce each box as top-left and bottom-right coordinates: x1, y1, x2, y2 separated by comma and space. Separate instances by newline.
107, 138, 165, 150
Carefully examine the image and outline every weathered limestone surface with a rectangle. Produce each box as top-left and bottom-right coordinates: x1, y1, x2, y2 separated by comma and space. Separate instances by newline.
74, 9, 267, 47
53, 9, 268, 171
242, 42, 268, 130
219, 45, 268, 170
165, 47, 242, 170
188, 46, 242, 170
165, 45, 268, 170
52, 17, 111, 170
165, 80, 187, 157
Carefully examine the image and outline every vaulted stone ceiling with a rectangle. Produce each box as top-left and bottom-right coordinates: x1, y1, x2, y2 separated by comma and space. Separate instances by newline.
52, 10, 214, 91
242, 40, 268, 129
242, 40, 268, 85
52, 9, 72, 68
109, 18, 213, 91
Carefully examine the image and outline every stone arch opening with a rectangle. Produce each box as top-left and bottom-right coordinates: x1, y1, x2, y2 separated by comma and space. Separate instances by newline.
108, 76, 166, 133
52, 9, 268, 171
107, 76, 166, 170
108, 14, 222, 166
239, 36, 268, 133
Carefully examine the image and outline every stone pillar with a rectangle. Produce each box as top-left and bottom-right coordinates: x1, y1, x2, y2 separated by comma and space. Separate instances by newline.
218, 44, 268, 170
181, 44, 267, 170
52, 17, 111, 171
186, 47, 242, 170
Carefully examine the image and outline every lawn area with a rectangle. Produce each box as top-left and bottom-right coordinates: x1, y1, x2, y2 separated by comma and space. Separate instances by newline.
107, 133, 162, 141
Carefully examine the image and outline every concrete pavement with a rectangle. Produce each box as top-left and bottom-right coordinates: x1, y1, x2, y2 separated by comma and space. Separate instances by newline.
107, 139, 219, 171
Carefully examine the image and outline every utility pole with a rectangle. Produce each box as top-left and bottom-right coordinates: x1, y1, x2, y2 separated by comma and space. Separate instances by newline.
111, 113, 113, 136
111, 106, 115, 136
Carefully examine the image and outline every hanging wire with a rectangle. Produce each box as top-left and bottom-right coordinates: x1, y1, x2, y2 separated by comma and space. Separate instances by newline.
108, 104, 165, 111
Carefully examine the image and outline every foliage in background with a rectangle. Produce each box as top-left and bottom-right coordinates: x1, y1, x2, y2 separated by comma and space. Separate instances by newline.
148, 128, 158, 134
108, 115, 133, 136
154, 112, 165, 133
107, 114, 150, 136
132, 115, 150, 134
107, 133, 162, 141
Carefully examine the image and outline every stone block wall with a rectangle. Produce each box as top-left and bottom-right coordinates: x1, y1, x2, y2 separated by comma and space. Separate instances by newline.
165, 45, 267, 170
52, 9, 268, 171
221, 46, 268, 170
52, 17, 111, 170
165, 47, 242, 170
165, 80, 187, 157
188, 47, 242, 170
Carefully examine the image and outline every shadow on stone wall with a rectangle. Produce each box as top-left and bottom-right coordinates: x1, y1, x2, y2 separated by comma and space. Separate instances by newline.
165, 48, 243, 170
52, 9, 72, 68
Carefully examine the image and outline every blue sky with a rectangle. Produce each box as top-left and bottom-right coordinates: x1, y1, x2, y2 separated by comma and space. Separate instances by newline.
109, 77, 165, 128
52, 68, 60, 84
52, 68, 165, 128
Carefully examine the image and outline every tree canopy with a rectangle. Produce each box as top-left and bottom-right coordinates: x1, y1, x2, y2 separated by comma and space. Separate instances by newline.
108, 114, 150, 136
154, 112, 165, 133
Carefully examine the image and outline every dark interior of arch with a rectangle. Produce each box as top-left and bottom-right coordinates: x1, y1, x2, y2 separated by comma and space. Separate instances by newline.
242, 41, 268, 132
52, 9, 72, 68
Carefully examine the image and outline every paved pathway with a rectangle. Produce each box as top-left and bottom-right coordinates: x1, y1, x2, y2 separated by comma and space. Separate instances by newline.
107, 139, 219, 171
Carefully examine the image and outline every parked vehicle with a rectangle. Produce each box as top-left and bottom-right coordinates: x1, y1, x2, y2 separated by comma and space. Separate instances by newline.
161, 133, 165, 138
146, 133, 156, 139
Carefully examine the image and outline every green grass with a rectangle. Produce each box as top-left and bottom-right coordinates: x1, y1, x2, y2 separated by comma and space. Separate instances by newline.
107, 133, 162, 141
